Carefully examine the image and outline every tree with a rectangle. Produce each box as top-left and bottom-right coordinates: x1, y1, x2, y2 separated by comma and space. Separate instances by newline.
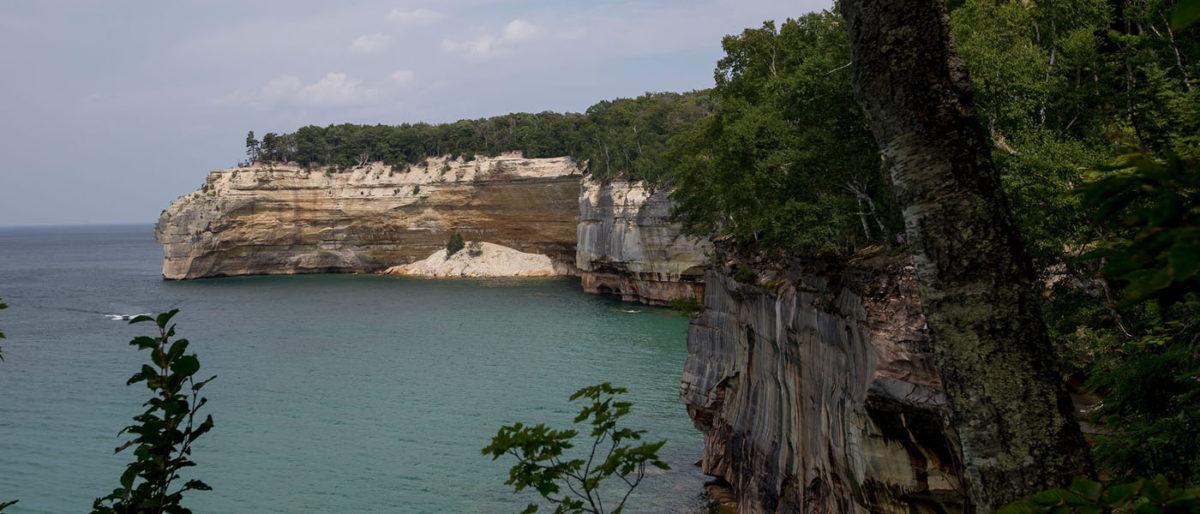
840, 0, 1093, 509
93, 309, 215, 514
244, 131, 260, 165
482, 383, 669, 514
445, 232, 465, 259
669, 14, 900, 257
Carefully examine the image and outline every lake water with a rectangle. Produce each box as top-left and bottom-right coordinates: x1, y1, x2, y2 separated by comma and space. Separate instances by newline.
0, 225, 709, 513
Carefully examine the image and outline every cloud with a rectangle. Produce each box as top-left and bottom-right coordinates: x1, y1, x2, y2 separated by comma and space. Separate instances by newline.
441, 36, 496, 56
501, 19, 540, 42
350, 33, 391, 53
442, 18, 543, 57
296, 73, 375, 106
386, 7, 444, 25
390, 69, 415, 86
219, 73, 375, 108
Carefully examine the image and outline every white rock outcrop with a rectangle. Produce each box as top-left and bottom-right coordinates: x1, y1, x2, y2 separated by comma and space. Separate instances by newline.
382, 242, 562, 278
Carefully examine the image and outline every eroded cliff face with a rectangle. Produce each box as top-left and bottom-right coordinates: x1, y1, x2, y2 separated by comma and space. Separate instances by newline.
681, 258, 966, 513
576, 178, 712, 305
156, 154, 580, 279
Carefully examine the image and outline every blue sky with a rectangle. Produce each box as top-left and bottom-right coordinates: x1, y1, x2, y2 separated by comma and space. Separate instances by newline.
0, 0, 830, 226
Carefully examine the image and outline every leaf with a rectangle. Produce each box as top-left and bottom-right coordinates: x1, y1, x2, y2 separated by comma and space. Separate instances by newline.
171, 355, 200, 377
1172, 0, 1200, 30
1168, 234, 1200, 281
119, 467, 137, 490
1070, 477, 1103, 503
1103, 481, 1140, 506
155, 309, 179, 328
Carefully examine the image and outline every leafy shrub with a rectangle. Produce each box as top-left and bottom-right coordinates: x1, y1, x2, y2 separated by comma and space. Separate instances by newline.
482, 383, 669, 513
668, 296, 703, 314
445, 232, 465, 259
467, 240, 483, 257
92, 310, 215, 514
733, 266, 758, 285
999, 476, 1199, 514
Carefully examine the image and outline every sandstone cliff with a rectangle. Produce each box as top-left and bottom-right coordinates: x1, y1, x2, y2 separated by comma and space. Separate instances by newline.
681, 258, 966, 513
156, 154, 580, 279
576, 178, 712, 305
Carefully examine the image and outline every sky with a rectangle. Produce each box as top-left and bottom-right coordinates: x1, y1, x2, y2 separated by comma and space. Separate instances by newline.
0, 0, 831, 226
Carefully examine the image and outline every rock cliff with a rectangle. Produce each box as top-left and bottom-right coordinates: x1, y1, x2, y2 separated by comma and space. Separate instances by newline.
680, 257, 966, 513
156, 154, 581, 279
576, 178, 712, 305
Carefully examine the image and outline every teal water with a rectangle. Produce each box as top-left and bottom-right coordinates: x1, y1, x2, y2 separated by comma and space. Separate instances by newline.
0, 225, 708, 513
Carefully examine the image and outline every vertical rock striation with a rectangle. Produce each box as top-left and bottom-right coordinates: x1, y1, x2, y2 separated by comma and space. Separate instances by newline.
156, 154, 581, 279
681, 257, 967, 513
576, 177, 712, 305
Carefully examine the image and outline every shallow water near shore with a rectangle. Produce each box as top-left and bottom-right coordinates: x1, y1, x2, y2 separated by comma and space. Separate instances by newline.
0, 225, 708, 513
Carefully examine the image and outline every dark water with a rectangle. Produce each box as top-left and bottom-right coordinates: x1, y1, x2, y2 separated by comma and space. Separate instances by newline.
0, 225, 708, 513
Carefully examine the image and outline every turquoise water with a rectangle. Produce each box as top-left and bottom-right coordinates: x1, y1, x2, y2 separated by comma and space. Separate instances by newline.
0, 225, 708, 513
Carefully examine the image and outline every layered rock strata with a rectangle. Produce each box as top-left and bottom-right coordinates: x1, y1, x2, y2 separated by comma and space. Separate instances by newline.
156, 154, 580, 279
576, 178, 712, 305
680, 258, 967, 513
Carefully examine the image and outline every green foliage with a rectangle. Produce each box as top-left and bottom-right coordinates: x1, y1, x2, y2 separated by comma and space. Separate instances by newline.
1177, 0, 1200, 29
667, 296, 702, 314
244, 130, 259, 165
467, 239, 483, 257
482, 383, 669, 513
1074, 151, 1200, 482
668, 13, 901, 257
445, 232, 465, 259
999, 476, 1200, 513
574, 92, 712, 183
732, 266, 758, 285
92, 309, 215, 514
1082, 153, 1200, 305
242, 92, 707, 185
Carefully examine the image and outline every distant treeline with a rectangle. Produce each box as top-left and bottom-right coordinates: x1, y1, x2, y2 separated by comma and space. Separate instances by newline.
243, 91, 712, 184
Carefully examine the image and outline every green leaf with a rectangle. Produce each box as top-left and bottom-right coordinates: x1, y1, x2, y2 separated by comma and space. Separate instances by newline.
1168, 235, 1200, 281
1172, 0, 1200, 30
155, 309, 179, 328
1070, 478, 1103, 503
171, 355, 200, 377
1103, 481, 1140, 506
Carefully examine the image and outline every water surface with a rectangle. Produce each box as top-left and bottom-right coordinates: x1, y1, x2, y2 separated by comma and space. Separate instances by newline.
0, 225, 707, 513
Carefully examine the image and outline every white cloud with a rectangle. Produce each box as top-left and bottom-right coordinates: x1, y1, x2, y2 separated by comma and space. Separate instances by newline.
219, 73, 374, 108
442, 19, 543, 58
350, 33, 391, 53
386, 7, 444, 25
296, 72, 375, 106
390, 69, 415, 85
441, 36, 495, 56
502, 19, 540, 42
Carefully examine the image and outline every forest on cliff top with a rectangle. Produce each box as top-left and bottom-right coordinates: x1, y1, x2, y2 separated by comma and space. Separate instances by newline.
238, 0, 1200, 504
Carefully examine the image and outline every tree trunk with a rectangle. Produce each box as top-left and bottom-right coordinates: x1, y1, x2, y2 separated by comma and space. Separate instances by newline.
839, 1, 1092, 511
